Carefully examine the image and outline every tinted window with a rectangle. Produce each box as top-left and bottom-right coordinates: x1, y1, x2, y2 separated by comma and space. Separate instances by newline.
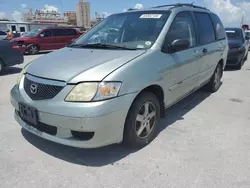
166, 12, 196, 47
66, 29, 77, 35
194, 12, 216, 44
210, 14, 226, 40
0, 31, 6, 35
40, 30, 52, 37
52, 29, 77, 36
52, 29, 66, 36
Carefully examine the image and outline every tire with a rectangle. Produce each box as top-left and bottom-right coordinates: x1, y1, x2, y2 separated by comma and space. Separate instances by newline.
244, 53, 248, 61
123, 92, 160, 148
235, 57, 243, 70
27, 45, 39, 55
0, 59, 4, 74
205, 63, 222, 93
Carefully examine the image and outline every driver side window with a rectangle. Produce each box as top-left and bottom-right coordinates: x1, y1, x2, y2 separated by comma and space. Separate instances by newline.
166, 12, 196, 48
40, 30, 52, 38
88, 18, 124, 44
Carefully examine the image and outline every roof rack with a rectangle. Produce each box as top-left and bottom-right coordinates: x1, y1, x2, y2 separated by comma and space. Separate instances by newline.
127, 8, 138, 11
152, 3, 208, 10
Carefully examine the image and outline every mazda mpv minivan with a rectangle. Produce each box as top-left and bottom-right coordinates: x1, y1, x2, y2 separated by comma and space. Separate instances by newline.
11, 4, 228, 148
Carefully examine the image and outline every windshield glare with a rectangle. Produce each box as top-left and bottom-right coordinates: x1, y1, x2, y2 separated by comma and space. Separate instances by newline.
73, 11, 170, 49
23, 29, 41, 37
226, 29, 242, 39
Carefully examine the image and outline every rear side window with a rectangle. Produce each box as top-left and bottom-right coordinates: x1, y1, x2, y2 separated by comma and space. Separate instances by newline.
210, 14, 226, 40
52, 29, 77, 36
66, 29, 78, 36
194, 12, 216, 44
52, 29, 66, 36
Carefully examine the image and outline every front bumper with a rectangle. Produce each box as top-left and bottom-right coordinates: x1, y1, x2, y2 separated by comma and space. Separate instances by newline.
10, 82, 137, 148
226, 48, 244, 66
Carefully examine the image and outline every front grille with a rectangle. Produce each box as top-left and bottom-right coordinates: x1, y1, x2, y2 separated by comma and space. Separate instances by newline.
24, 76, 64, 100
17, 110, 57, 136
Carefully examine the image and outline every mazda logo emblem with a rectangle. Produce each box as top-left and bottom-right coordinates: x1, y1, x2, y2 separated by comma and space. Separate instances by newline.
30, 84, 38, 94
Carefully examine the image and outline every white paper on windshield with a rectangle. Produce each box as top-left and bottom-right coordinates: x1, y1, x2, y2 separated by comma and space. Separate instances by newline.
226, 30, 236, 33
140, 14, 162, 19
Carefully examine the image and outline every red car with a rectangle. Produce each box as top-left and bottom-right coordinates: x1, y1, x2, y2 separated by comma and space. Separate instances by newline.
12, 27, 81, 55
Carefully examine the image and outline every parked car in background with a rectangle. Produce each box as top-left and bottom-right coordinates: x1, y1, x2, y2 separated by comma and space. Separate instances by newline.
245, 30, 250, 50
0, 31, 7, 40
225, 28, 249, 70
12, 27, 81, 55
11, 4, 228, 148
0, 40, 24, 74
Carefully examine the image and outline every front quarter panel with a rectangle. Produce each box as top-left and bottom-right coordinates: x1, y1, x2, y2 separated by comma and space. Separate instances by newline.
104, 50, 173, 99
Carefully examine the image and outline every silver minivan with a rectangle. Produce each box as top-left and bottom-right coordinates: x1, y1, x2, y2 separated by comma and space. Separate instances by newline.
11, 4, 228, 148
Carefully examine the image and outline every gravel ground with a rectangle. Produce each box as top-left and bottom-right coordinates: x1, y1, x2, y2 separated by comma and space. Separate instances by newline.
1, 53, 250, 188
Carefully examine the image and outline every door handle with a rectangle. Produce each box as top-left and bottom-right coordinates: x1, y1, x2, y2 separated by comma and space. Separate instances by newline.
202, 48, 208, 53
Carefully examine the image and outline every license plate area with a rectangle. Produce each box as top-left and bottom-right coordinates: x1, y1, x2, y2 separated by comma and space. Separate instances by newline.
19, 103, 38, 126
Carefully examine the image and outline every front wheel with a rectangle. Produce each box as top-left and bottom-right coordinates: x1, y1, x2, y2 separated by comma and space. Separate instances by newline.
205, 63, 222, 93
0, 59, 4, 74
27, 45, 39, 55
123, 92, 160, 148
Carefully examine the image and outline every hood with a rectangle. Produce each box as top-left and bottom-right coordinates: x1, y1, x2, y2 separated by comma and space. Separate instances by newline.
26, 47, 146, 82
12, 36, 35, 41
228, 39, 243, 48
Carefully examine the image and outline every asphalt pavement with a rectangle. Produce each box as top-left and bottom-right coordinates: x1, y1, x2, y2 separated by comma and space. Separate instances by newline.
1, 53, 250, 188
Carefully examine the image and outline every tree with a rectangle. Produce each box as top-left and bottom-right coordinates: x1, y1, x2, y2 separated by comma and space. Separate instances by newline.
0, 19, 10, 21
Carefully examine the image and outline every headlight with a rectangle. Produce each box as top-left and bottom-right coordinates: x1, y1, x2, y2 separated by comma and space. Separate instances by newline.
65, 82, 122, 102
17, 68, 25, 84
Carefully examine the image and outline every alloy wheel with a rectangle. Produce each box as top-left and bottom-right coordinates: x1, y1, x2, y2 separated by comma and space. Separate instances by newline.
213, 65, 221, 88
30, 46, 38, 54
135, 101, 157, 139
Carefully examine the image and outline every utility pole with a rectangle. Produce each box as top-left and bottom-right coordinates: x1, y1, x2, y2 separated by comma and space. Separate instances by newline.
59, 0, 64, 17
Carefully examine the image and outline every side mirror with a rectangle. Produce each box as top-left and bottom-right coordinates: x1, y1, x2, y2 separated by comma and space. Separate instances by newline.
170, 39, 190, 53
39, 34, 44, 38
245, 35, 250, 40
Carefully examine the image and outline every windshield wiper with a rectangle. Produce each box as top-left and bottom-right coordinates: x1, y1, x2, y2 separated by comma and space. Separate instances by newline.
68, 43, 137, 50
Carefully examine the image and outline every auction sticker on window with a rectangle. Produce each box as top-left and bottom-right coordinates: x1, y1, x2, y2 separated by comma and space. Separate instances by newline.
140, 14, 162, 19
226, 30, 235, 33
145, 41, 152, 46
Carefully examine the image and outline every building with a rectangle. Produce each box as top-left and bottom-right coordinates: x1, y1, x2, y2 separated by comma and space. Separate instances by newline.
64, 11, 77, 26
76, 0, 91, 28
22, 8, 67, 25
0, 21, 56, 33
22, 9, 34, 22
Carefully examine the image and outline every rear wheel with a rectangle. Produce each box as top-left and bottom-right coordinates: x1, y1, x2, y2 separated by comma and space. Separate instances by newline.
123, 92, 160, 148
0, 59, 4, 74
205, 63, 222, 93
27, 45, 39, 55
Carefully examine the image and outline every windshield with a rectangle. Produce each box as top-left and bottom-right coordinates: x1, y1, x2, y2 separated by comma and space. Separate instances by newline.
72, 11, 170, 49
245, 30, 250, 37
225, 29, 242, 39
23, 29, 41, 37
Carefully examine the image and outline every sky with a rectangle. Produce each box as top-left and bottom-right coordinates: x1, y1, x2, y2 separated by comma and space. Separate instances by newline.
0, 0, 250, 27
